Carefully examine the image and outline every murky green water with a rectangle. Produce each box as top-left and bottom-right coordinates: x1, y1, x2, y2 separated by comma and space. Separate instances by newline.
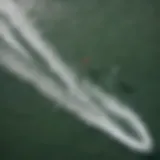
0, 0, 160, 159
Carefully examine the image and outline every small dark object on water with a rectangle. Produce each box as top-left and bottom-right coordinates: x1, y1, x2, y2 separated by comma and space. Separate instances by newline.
118, 81, 135, 94
87, 68, 135, 94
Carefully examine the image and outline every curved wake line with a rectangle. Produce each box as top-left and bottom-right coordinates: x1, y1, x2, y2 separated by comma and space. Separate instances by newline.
0, 0, 154, 153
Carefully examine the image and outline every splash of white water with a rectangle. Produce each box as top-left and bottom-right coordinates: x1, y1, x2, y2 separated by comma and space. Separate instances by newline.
0, 0, 154, 153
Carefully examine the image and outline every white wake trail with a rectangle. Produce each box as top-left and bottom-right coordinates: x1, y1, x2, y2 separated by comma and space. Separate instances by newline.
0, 0, 79, 93
0, 0, 154, 153
0, 20, 32, 60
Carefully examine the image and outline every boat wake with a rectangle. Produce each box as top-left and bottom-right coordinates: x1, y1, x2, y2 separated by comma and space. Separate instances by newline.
0, 0, 154, 153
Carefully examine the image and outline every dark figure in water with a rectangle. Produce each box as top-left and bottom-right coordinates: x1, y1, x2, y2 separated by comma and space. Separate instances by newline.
118, 81, 135, 94
87, 67, 134, 94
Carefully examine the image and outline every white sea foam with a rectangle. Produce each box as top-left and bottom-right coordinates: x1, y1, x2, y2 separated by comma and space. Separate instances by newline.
0, 0, 154, 153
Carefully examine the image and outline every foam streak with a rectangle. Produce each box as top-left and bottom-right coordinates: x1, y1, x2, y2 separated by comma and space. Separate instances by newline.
0, 0, 154, 153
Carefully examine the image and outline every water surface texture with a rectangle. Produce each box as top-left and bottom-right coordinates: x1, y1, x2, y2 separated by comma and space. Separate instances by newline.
0, 0, 159, 160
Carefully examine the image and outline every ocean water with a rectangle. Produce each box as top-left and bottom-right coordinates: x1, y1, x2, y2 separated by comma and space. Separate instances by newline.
0, 0, 160, 159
